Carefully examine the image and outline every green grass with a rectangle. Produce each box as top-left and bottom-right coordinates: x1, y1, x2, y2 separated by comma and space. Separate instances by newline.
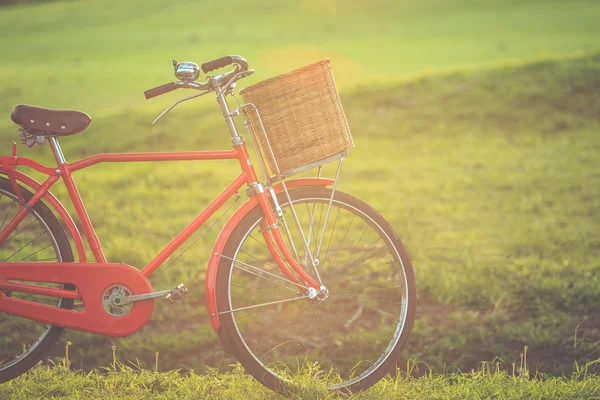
1, 0, 600, 393
2, 360, 600, 399
20, 52, 596, 377
1, 0, 599, 116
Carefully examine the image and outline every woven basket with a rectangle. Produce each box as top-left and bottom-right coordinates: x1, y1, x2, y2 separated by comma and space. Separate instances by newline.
240, 59, 353, 176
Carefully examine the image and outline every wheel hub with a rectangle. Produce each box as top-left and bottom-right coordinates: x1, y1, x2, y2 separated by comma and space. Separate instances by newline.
102, 285, 133, 316
317, 285, 329, 301
307, 285, 329, 302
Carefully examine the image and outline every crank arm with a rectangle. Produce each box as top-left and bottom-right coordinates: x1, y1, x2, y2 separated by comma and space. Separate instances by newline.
114, 283, 188, 305
120, 290, 171, 304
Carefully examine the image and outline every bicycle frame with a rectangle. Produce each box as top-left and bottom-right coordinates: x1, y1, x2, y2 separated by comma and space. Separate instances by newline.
0, 138, 331, 335
0, 102, 338, 340
1, 143, 256, 269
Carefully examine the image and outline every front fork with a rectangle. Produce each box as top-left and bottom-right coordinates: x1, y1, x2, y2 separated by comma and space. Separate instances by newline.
253, 186, 322, 291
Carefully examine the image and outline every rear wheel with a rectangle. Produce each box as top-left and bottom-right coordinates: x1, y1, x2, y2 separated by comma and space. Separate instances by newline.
216, 187, 416, 392
0, 176, 74, 383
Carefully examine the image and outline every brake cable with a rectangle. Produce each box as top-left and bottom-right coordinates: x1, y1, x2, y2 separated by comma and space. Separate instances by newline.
152, 90, 211, 125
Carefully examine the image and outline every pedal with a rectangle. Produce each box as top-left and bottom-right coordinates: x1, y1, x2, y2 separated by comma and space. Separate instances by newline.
166, 283, 188, 303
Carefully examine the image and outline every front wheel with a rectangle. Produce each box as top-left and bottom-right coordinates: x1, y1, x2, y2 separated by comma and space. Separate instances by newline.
216, 186, 416, 392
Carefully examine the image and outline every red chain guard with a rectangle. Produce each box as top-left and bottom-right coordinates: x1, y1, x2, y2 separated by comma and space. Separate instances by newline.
0, 262, 154, 337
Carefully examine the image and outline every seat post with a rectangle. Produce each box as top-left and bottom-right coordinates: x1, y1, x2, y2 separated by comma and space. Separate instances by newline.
48, 136, 67, 165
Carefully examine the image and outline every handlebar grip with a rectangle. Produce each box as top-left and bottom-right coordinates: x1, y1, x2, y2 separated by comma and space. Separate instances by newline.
201, 56, 233, 74
144, 82, 178, 99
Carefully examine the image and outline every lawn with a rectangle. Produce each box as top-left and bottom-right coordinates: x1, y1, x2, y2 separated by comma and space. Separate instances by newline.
2, 362, 600, 399
0, 0, 599, 115
0, 0, 599, 394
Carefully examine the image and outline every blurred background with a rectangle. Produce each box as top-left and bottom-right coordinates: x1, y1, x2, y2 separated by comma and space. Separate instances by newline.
0, 0, 599, 376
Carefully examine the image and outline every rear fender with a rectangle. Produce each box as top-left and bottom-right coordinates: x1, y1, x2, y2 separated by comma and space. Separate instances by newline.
0, 168, 87, 262
205, 178, 334, 331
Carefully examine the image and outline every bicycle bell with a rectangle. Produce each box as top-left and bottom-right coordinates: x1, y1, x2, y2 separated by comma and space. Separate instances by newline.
173, 60, 200, 82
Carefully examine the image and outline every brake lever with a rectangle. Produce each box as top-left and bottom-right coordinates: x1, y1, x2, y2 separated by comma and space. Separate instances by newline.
152, 90, 211, 125
216, 69, 255, 97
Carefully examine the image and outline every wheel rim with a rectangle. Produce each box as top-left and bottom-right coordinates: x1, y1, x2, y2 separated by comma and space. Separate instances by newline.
225, 194, 410, 389
0, 189, 64, 371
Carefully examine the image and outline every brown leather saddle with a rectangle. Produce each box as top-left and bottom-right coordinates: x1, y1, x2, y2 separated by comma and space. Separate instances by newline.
11, 104, 91, 136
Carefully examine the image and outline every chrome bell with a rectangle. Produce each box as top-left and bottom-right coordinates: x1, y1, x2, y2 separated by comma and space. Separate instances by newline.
173, 60, 200, 82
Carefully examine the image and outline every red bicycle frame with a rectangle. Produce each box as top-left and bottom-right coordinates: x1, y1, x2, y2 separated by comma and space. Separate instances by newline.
0, 137, 330, 336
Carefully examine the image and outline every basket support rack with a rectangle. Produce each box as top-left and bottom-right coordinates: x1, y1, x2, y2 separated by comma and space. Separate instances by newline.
238, 102, 346, 287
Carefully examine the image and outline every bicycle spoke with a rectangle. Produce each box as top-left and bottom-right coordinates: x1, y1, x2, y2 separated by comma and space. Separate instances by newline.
317, 301, 361, 350
330, 292, 404, 305
4, 218, 39, 247
329, 248, 389, 283
326, 214, 355, 272
231, 309, 261, 323
313, 305, 338, 370
16, 243, 54, 262
313, 203, 324, 255
232, 264, 300, 294
326, 301, 393, 339
336, 284, 404, 298
304, 203, 317, 250
329, 236, 381, 278
260, 302, 311, 358
337, 227, 374, 269
235, 289, 297, 306
0, 332, 17, 359
239, 250, 287, 276
219, 295, 308, 315
0, 196, 14, 231
333, 294, 404, 323
341, 271, 400, 295
248, 234, 270, 251
298, 202, 315, 267
0, 323, 26, 350
231, 283, 292, 298
2, 315, 42, 342
320, 302, 383, 345
4, 229, 48, 262
321, 207, 341, 272
223, 255, 304, 291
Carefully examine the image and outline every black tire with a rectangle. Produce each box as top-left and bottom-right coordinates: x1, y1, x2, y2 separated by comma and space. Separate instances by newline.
0, 176, 74, 383
216, 186, 416, 393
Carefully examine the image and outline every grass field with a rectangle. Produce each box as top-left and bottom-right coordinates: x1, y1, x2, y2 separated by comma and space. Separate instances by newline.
1, 0, 600, 396
17, 52, 597, 378
1, 0, 599, 116
2, 362, 600, 399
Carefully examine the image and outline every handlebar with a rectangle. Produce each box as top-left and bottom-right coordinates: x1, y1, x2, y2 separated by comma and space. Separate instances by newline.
144, 55, 251, 124
144, 82, 178, 100
144, 55, 249, 100
143, 81, 209, 99
201, 55, 249, 74
202, 56, 233, 73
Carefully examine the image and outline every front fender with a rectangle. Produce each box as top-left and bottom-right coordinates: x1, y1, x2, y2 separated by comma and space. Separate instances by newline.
0, 168, 87, 262
205, 178, 334, 331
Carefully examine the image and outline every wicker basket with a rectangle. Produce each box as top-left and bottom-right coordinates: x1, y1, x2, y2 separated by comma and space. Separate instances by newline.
240, 59, 353, 177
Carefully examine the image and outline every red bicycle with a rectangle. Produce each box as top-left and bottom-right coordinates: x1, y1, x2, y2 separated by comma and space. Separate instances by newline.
0, 56, 415, 392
